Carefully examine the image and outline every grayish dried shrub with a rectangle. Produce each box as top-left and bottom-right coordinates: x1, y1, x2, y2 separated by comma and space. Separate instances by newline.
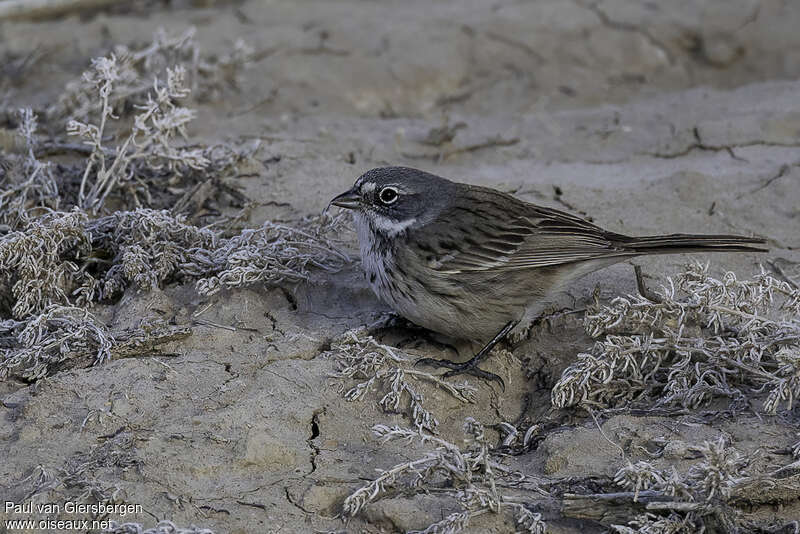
0, 109, 59, 228
343, 419, 544, 534
23, 430, 139, 504
67, 61, 209, 213
326, 327, 477, 433
0, 208, 209, 319
552, 263, 800, 414
0, 204, 345, 379
1, 206, 345, 316
105, 522, 215, 534
47, 28, 258, 215
0, 305, 113, 381
687, 438, 748, 502
49, 27, 253, 121
614, 438, 748, 504
85, 208, 218, 300
609, 513, 703, 534
0, 210, 90, 318
194, 212, 350, 296
610, 437, 754, 532
614, 461, 669, 502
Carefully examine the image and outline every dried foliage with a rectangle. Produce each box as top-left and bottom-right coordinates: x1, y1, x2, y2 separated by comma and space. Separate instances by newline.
609, 513, 704, 534
106, 522, 215, 534
0, 109, 60, 228
614, 438, 748, 503
552, 263, 800, 414
67, 61, 210, 213
64, 52, 258, 214
0, 208, 205, 319
610, 437, 753, 532
326, 328, 477, 433
1, 207, 347, 312
0, 207, 346, 378
48, 27, 253, 121
23, 430, 140, 504
0, 210, 90, 318
194, 212, 350, 296
0, 305, 112, 381
0, 30, 347, 383
1, 27, 258, 220
343, 419, 545, 534
85, 209, 218, 300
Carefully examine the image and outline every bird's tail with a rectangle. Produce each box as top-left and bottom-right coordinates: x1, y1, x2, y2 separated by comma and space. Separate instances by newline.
614, 233, 768, 255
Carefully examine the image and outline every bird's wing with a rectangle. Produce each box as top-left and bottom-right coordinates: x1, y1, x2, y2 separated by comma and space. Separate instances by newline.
422, 187, 629, 274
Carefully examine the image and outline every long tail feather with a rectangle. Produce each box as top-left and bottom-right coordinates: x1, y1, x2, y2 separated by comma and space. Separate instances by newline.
614, 233, 768, 254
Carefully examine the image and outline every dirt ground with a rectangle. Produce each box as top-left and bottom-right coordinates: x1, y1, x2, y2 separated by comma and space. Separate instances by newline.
1, 1, 799, 533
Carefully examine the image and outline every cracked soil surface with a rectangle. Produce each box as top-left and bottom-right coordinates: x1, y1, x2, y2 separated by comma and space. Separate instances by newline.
1, 1, 799, 533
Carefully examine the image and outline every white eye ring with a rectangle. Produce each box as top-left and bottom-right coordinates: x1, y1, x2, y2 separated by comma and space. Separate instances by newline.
378, 186, 399, 205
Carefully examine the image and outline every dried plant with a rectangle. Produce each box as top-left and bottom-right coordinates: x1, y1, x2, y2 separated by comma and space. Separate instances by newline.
1, 307, 189, 381
0, 205, 346, 379
343, 419, 544, 534
609, 513, 703, 534
0, 209, 91, 318
609, 437, 753, 532
0, 305, 113, 381
0, 109, 59, 228
50, 27, 258, 215
615, 438, 748, 503
552, 263, 800, 414
105, 522, 215, 534
614, 461, 669, 502
5, 40, 256, 220
1, 205, 347, 313
689, 438, 750, 502
23, 430, 139, 504
84, 208, 218, 300
194, 212, 351, 297
496, 421, 544, 454
325, 328, 477, 433
67, 60, 210, 213
0, 208, 206, 319
49, 26, 253, 121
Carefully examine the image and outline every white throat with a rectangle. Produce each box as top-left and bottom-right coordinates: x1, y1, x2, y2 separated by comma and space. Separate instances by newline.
369, 214, 416, 237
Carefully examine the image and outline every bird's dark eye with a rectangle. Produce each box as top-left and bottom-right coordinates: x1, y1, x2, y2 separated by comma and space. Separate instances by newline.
378, 186, 399, 205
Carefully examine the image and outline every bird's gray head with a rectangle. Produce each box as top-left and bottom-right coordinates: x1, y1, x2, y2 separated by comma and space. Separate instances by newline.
329, 167, 455, 237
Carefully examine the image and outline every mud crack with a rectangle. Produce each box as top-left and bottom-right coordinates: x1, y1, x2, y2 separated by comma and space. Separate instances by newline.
307, 408, 323, 475
647, 127, 800, 160
576, 0, 675, 65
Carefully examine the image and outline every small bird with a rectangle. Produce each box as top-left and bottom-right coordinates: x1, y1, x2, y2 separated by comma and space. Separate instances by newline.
330, 166, 767, 385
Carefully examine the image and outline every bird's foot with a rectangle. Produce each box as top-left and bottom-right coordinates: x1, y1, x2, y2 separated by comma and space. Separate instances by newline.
414, 356, 505, 391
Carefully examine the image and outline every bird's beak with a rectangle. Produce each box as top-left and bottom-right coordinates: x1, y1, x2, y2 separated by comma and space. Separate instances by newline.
328, 188, 360, 210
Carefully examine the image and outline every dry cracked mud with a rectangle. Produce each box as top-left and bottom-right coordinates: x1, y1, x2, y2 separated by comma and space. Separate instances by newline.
1, 1, 799, 533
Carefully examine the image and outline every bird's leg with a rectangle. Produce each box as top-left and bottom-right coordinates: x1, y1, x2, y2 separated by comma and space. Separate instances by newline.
414, 320, 519, 389
634, 265, 662, 303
